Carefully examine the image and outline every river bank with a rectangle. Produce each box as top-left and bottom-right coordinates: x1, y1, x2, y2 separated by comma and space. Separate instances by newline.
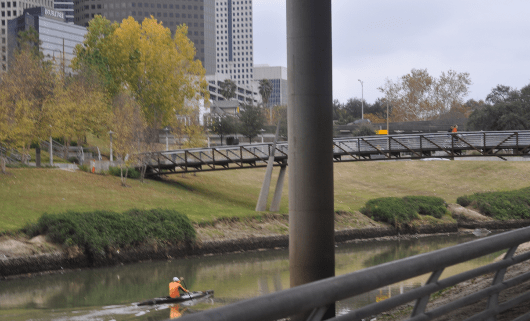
2, 205, 530, 280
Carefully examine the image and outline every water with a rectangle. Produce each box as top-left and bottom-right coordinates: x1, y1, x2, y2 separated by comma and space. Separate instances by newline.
0, 233, 502, 320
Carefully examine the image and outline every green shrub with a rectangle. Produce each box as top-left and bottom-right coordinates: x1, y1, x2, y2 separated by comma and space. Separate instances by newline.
360, 196, 448, 226
456, 187, 530, 220
456, 195, 472, 207
22, 209, 195, 257
403, 196, 447, 219
361, 197, 417, 227
78, 164, 90, 172
108, 166, 140, 179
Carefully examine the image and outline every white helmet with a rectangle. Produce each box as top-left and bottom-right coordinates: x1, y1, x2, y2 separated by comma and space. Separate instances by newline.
173, 277, 180, 282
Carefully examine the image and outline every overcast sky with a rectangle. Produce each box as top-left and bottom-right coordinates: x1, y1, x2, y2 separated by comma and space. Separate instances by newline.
252, 0, 530, 104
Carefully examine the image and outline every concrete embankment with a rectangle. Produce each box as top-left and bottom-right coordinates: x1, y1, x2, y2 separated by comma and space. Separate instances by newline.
3, 219, 530, 279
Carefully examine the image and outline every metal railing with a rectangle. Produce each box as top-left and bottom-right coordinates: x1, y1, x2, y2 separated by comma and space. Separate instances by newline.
144, 130, 530, 176
177, 226, 530, 321
0, 143, 30, 163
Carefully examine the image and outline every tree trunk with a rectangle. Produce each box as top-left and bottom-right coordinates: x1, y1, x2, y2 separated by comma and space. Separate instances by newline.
0, 156, 6, 174
36, 146, 41, 167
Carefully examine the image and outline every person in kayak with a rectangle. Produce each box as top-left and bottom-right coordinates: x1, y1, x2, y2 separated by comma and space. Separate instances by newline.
169, 277, 189, 298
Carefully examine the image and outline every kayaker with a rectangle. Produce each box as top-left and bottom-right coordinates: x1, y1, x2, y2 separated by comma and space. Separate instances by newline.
169, 277, 189, 298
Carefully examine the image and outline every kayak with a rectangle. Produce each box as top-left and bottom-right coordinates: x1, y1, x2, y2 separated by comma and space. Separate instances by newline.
137, 290, 214, 306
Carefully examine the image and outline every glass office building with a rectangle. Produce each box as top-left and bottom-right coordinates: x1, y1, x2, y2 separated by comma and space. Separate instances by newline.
7, 7, 86, 73
1, 0, 55, 72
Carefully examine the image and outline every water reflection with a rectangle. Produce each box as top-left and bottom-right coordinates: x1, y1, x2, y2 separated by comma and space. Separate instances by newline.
0, 233, 503, 320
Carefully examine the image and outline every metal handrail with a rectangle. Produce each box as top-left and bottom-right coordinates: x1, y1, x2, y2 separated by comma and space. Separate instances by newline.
144, 131, 530, 176
177, 226, 530, 321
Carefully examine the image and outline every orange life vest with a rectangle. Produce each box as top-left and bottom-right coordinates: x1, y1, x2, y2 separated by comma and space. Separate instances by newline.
169, 281, 187, 298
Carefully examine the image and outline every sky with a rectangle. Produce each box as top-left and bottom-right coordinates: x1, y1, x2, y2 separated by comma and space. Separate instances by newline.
252, 0, 530, 105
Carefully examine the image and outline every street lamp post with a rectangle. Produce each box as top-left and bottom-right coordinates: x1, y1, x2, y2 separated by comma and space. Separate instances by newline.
164, 127, 170, 151
386, 99, 389, 135
108, 131, 114, 162
358, 79, 364, 120
260, 128, 265, 143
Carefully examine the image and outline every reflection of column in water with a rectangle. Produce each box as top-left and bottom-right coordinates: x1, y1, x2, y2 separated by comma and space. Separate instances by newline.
273, 273, 282, 292
258, 277, 269, 295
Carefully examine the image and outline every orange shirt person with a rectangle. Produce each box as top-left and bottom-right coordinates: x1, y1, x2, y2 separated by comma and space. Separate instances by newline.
169, 277, 189, 298
452, 125, 458, 133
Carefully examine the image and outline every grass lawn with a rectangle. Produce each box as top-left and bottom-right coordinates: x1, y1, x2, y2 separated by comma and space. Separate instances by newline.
1, 160, 529, 232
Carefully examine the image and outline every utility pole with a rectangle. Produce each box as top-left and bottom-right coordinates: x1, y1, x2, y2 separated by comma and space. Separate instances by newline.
358, 79, 364, 119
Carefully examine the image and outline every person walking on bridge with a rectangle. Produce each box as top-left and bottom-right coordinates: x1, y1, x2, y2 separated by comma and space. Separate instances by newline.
452, 125, 458, 133
169, 277, 189, 298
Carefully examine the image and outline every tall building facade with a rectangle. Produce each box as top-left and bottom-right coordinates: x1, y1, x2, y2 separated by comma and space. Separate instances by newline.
54, 0, 74, 23
254, 64, 288, 107
7, 7, 86, 73
73, 0, 216, 75
1, 0, 54, 72
214, 0, 254, 87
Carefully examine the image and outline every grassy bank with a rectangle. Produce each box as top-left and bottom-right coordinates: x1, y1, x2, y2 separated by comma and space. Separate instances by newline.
1, 161, 530, 232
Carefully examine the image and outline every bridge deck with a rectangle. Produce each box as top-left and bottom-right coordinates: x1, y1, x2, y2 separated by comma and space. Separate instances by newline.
142, 131, 530, 176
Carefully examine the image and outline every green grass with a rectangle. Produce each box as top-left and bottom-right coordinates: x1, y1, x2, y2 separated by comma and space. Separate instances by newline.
457, 187, 530, 220
1, 161, 530, 232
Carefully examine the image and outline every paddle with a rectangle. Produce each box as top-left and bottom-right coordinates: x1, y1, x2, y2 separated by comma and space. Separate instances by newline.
180, 277, 194, 302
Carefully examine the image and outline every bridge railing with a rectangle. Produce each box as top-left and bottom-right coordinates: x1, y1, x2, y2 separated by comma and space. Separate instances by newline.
177, 226, 530, 321
144, 131, 530, 175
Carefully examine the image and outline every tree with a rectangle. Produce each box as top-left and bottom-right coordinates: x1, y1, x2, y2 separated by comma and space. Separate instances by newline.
73, 16, 209, 128
110, 91, 147, 186
238, 104, 266, 143
486, 85, 518, 104
208, 115, 238, 145
52, 68, 110, 158
71, 16, 119, 97
468, 83, 530, 131
259, 79, 273, 105
378, 68, 471, 122
220, 79, 237, 100
0, 34, 56, 165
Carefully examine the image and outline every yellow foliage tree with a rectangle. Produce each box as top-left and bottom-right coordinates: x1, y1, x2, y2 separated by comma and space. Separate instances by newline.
98, 16, 209, 127
111, 91, 147, 186
0, 48, 56, 164
52, 69, 111, 159
363, 113, 387, 124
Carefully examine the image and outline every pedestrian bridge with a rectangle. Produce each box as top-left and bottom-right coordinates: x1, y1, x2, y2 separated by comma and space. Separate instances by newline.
143, 130, 530, 177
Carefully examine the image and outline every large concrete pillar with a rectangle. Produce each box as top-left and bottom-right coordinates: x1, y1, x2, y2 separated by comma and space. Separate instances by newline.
287, 0, 335, 319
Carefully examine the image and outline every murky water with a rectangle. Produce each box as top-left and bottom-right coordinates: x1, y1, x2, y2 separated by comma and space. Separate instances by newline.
0, 233, 503, 320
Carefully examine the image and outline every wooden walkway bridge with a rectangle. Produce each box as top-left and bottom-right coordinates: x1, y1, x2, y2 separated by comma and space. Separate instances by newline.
142, 130, 530, 177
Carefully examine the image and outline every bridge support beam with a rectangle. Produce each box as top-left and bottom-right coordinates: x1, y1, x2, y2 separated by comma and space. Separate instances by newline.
287, 0, 335, 320
270, 165, 286, 212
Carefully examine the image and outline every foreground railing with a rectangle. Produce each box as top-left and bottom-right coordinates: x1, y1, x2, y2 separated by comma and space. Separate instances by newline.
177, 226, 530, 321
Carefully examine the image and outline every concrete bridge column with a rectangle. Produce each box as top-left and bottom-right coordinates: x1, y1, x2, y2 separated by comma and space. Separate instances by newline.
287, 0, 335, 319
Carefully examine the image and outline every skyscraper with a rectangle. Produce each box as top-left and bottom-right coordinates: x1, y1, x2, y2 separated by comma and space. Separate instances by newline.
54, 0, 74, 23
1, 0, 55, 72
73, 0, 216, 75
214, 0, 254, 87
